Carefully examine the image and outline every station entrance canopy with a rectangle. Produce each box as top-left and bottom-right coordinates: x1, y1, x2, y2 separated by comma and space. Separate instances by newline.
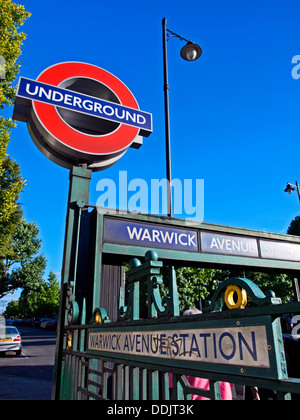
100, 209, 300, 274
52, 168, 300, 401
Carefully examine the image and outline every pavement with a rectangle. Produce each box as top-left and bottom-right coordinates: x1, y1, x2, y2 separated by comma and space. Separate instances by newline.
0, 374, 53, 400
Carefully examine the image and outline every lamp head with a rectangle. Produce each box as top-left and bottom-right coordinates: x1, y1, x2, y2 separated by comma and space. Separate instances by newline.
180, 41, 202, 61
285, 183, 295, 194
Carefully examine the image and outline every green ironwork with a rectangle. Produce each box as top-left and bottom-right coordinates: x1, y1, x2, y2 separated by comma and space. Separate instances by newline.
52, 166, 92, 400
56, 241, 300, 399
119, 250, 179, 320
203, 277, 282, 313
53, 169, 300, 400
84, 252, 300, 398
100, 211, 300, 273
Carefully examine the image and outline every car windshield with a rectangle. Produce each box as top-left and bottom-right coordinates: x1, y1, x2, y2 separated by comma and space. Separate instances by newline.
0, 327, 19, 335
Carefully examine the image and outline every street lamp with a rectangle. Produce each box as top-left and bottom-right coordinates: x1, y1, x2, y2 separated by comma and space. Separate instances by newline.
284, 182, 300, 203
162, 18, 202, 217
180, 41, 203, 62
162, 19, 202, 317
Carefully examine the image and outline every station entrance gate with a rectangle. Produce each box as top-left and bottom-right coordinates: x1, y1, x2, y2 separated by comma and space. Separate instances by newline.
52, 167, 300, 400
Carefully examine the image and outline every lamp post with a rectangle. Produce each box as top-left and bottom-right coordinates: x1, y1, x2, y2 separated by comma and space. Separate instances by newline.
162, 18, 202, 217
284, 182, 300, 203
284, 181, 300, 301
161, 19, 202, 319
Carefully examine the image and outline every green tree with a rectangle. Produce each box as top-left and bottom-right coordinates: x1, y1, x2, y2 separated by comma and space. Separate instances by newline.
4, 299, 19, 317
154, 266, 224, 314
0, 1, 30, 255
225, 269, 294, 304
0, 0, 30, 108
174, 267, 223, 312
17, 271, 59, 318
0, 155, 24, 225
0, 218, 47, 299
37, 271, 60, 317
0, 0, 30, 202
287, 215, 300, 236
169, 267, 293, 312
251, 272, 293, 303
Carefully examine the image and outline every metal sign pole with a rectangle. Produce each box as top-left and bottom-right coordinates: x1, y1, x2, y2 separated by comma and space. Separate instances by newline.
162, 17, 173, 217
52, 165, 92, 400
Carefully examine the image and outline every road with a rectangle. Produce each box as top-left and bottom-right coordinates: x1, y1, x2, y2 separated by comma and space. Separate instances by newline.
0, 326, 56, 400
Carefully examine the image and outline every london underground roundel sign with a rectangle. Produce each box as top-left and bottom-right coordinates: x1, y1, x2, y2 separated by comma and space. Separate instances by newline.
13, 62, 152, 171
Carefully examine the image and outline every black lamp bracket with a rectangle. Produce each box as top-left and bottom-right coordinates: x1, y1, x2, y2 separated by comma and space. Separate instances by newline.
166, 28, 191, 43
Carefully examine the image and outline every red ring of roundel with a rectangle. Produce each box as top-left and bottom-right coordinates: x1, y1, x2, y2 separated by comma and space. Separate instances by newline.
34, 62, 140, 155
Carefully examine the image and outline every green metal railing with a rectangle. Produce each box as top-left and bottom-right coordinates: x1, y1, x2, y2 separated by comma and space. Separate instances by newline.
58, 249, 300, 400
52, 167, 300, 400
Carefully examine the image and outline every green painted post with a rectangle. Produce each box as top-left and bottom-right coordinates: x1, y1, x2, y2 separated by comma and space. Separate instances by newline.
52, 166, 92, 400
150, 371, 160, 400
173, 374, 184, 400
93, 212, 104, 315
209, 380, 221, 400
168, 266, 180, 316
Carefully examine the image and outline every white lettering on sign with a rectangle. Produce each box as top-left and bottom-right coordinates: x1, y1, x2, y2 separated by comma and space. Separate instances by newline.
260, 240, 300, 262
126, 226, 197, 247
88, 326, 270, 369
103, 219, 199, 251
201, 232, 259, 257
21, 78, 152, 131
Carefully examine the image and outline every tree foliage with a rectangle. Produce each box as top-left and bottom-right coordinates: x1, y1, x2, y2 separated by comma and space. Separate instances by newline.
0, 2, 41, 305
0, 0, 30, 110
238, 271, 293, 304
174, 267, 223, 312
0, 218, 47, 299
5, 271, 60, 318
0, 157, 24, 224
166, 267, 293, 313
0, 0, 29, 224
287, 215, 300, 236
0, 3, 60, 319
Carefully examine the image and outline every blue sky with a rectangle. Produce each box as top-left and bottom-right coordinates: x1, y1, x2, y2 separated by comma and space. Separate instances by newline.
3, 0, 300, 303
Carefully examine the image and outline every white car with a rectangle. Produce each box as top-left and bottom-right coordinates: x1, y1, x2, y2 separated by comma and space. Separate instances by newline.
0, 326, 22, 356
